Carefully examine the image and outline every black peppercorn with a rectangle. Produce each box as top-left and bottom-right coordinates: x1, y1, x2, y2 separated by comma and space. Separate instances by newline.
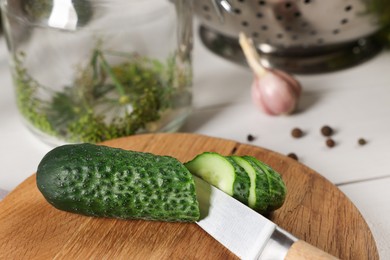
358, 138, 367, 146
287, 153, 298, 160
247, 134, 256, 142
321, 125, 333, 137
326, 138, 336, 148
291, 128, 303, 138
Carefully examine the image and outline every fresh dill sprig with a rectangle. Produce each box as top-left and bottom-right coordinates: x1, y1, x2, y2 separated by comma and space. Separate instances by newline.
13, 46, 188, 143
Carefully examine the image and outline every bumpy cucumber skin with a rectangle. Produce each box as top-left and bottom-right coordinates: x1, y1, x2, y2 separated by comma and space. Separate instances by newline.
230, 156, 257, 208
36, 143, 200, 222
242, 156, 287, 213
224, 156, 250, 205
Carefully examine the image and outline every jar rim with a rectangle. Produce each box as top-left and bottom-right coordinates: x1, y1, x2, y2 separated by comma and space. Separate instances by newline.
1, 0, 177, 31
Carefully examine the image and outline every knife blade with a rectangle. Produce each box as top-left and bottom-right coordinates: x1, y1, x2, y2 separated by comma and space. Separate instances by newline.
194, 177, 339, 260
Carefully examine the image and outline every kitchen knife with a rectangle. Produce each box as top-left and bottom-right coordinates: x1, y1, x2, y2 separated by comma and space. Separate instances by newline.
194, 177, 339, 260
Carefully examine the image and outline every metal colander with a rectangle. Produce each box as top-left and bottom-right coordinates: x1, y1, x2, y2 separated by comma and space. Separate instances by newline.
195, 0, 385, 73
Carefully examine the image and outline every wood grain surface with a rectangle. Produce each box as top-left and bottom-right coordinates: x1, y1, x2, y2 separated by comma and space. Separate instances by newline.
0, 133, 378, 259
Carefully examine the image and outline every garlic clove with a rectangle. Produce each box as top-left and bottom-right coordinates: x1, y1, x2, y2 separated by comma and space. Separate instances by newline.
251, 77, 268, 114
252, 69, 302, 115
272, 69, 302, 98
238, 32, 302, 116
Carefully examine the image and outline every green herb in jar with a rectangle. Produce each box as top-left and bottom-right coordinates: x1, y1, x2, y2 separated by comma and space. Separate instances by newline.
13, 45, 191, 143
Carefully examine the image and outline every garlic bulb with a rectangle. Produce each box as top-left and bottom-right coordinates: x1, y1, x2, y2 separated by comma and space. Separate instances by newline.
251, 69, 301, 115
239, 33, 302, 115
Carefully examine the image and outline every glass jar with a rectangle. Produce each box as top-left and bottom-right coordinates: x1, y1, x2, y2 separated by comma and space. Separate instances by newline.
1, 0, 193, 145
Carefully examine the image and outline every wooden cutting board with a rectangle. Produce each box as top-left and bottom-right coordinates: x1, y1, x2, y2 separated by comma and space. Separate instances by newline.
0, 133, 378, 259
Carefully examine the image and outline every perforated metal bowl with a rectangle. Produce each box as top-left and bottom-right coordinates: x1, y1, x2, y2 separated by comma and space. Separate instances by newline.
195, 0, 385, 73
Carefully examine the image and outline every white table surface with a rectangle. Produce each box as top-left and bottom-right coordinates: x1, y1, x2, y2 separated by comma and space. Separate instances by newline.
1, 26, 389, 258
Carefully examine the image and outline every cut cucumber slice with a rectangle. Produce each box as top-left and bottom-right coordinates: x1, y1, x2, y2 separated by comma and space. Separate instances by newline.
230, 156, 258, 208
242, 156, 287, 213
224, 156, 251, 204
185, 152, 286, 214
184, 152, 250, 204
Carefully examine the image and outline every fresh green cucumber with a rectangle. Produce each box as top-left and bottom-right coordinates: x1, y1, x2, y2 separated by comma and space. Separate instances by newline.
184, 152, 250, 205
242, 156, 287, 213
229, 156, 259, 209
36, 143, 200, 222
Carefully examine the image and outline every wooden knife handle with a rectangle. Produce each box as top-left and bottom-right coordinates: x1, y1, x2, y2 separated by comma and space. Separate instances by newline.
285, 240, 339, 260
